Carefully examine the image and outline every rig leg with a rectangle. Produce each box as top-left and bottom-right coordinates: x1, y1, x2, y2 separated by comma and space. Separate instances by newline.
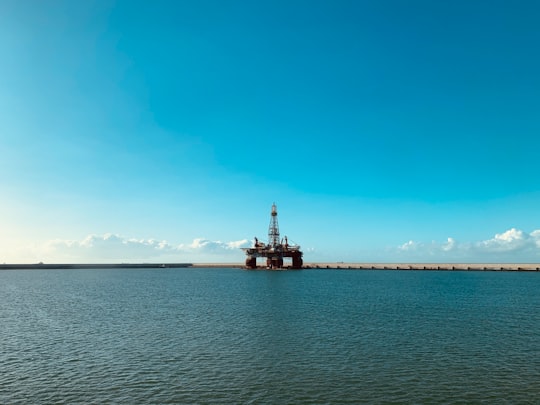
245, 257, 257, 269
292, 256, 303, 269
271, 258, 283, 269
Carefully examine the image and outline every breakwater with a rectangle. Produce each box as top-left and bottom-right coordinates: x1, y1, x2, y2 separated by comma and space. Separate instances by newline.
303, 262, 540, 271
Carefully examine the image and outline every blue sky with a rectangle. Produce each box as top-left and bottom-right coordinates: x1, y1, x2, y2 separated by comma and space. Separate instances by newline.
1, 0, 540, 263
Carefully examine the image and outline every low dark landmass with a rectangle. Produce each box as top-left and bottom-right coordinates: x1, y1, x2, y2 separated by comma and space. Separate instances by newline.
0, 263, 193, 270
1, 262, 539, 271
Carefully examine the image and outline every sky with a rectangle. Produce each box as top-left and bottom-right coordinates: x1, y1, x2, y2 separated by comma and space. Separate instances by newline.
1, 0, 540, 263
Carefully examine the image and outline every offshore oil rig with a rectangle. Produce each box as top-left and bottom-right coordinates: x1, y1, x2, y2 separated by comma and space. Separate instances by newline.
242, 203, 303, 269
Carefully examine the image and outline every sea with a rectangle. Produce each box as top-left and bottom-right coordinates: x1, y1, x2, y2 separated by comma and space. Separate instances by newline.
1, 267, 539, 404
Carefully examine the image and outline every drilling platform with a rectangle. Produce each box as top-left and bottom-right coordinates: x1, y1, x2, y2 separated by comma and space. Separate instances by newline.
242, 203, 303, 269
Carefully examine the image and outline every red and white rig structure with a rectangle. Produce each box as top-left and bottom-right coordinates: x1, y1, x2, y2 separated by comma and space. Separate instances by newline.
242, 203, 303, 269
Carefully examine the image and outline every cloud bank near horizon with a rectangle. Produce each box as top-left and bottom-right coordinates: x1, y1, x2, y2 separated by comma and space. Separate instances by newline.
397, 228, 540, 262
7, 228, 540, 264
39, 233, 251, 263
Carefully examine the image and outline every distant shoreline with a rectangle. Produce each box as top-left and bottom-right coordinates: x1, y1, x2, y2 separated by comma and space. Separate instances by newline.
0, 263, 193, 270
1, 262, 539, 271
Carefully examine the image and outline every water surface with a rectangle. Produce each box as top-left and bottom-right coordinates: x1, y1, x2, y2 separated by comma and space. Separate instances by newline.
1, 268, 539, 403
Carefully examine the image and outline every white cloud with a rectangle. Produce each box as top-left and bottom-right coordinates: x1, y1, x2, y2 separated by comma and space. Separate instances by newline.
39, 234, 250, 263
399, 240, 419, 251
226, 239, 251, 249
479, 228, 530, 252
184, 237, 250, 252
441, 237, 456, 252
532, 230, 540, 248
396, 228, 540, 262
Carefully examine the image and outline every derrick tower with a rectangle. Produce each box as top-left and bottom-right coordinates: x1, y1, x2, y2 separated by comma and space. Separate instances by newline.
242, 203, 303, 270
268, 203, 280, 247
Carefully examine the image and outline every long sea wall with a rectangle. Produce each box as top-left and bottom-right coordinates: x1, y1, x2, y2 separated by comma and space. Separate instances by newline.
303, 263, 540, 271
